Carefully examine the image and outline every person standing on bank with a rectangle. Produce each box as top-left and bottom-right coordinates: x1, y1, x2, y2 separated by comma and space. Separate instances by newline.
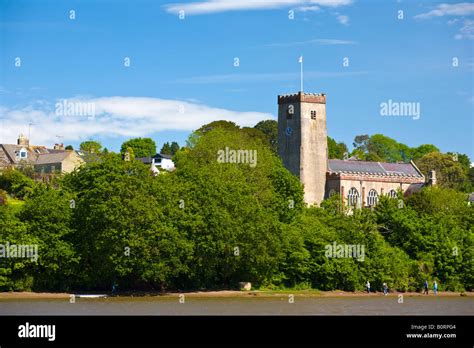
366, 281, 370, 294
433, 281, 438, 295
423, 280, 429, 295
383, 282, 388, 296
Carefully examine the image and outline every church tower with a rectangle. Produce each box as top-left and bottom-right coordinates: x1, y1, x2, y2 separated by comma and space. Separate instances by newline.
277, 92, 328, 206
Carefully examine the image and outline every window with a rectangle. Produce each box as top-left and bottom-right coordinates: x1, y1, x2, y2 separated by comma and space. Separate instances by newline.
311, 110, 316, 120
51, 165, 56, 173
347, 187, 359, 207
367, 189, 378, 206
388, 190, 397, 198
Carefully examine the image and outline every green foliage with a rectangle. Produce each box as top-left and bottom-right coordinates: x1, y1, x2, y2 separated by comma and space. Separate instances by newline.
120, 137, 156, 158
65, 145, 74, 150
0, 169, 35, 199
18, 185, 79, 290
197, 120, 240, 134
254, 120, 278, 153
0, 125, 471, 293
161, 141, 180, 156
79, 140, 102, 153
374, 188, 473, 291
415, 152, 468, 191
411, 144, 439, 160
327, 137, 348, 159
352, 135, 441, 163
0, 204, 38, 291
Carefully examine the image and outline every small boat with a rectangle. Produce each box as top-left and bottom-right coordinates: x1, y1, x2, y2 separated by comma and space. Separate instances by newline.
75, 294, 108, 298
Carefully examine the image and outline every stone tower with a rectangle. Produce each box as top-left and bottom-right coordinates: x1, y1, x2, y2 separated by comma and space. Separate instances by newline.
277, 92, 328, 206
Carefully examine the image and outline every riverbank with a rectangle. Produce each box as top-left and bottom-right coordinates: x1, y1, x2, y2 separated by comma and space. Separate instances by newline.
1, 290, 471, 300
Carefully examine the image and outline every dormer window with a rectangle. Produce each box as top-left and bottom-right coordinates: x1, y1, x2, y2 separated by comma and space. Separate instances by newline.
18, 148, 27, 159
311, 110, 316, 120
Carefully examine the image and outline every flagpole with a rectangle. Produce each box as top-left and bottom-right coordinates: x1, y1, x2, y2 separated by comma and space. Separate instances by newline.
300, 56, 303, 92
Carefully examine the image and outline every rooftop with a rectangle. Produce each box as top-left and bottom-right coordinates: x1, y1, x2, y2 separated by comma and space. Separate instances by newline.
328, 159, 424, 178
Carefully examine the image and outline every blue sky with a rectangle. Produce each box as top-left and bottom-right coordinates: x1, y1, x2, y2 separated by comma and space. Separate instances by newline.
0, 0, 473, 158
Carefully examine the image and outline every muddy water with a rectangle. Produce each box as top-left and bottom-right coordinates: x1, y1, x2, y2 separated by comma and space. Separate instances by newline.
1, 296, 473, 315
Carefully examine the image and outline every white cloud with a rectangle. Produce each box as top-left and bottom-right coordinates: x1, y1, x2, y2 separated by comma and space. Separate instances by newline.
0, 97, 272, 146
454, 19, 474, 39
296, 5, 320, 12
337, 15, 349, 25
266, 38, 357, 47
163, 0, 352, 15
414, 3, 474, 20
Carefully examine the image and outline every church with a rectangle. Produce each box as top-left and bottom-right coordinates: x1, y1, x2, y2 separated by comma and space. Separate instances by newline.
277, 92, 433, 207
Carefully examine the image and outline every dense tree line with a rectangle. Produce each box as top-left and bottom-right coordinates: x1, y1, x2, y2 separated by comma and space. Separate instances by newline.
0, 122, 472, 292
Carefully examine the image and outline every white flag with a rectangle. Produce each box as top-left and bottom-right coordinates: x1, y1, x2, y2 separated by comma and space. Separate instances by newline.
299, 56, 303, 63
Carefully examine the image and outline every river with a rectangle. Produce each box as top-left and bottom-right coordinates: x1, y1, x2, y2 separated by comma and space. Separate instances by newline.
1, 296, 472, 315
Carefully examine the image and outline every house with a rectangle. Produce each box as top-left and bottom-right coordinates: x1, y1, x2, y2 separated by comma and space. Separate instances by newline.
0, 135, 86, 180
34, 151, 85, 175
137, 153, 175, 174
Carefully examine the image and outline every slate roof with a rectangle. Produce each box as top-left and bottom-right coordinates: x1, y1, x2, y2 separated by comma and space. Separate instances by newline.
154, 153, 173, 160
0, 144, 44, 165
1, 144, 84, 166
137, 153, 174, 164
137, 157, 153, 164
35, 152, 71, 165
328, 159, 424, 178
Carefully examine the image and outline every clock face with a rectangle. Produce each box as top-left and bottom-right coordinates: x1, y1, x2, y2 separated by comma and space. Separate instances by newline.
285, 127, 293, 136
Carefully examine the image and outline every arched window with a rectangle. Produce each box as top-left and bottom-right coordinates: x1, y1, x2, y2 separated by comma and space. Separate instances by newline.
367, 189, 378, 206
388, 190, 397, 198
347, 187, 359, 207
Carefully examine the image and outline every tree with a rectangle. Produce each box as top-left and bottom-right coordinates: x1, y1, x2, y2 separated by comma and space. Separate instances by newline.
415, 152, 467, 190
254, 120, 278, 153
161, 142, 171, 155
65, 145, 74, 150
411, 144, 439, 161
62, 154, 191, 290
19, 185, 79, 290
353, 135, 369, 152
120, 138, 156, 158
79, 140, 102, 154
328, 137, 348, 159
172, 126, 304, 288
366, 134, 404, 163
197, 120, 239, 134
170, 141, 180, 155
0, 169, 35, 199
161, 142, 180, 156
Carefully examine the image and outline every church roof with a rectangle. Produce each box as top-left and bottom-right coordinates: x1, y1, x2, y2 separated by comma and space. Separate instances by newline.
328, 159, 424, 178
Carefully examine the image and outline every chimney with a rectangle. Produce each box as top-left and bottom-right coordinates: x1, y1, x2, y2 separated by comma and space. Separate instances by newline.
54, 143, 65, 150
17, 134, 29, 146
428, 170, 437, 186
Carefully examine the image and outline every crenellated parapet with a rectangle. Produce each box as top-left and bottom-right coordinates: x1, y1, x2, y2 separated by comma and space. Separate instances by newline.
278, 92, 326, 104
